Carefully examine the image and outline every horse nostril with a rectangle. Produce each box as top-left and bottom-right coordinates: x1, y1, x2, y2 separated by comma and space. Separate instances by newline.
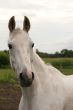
20, 72, 27, 80
20, 72, 28, 82
20, 73, 23, 79
32, 72, 34, 80
8, 44, 12, 49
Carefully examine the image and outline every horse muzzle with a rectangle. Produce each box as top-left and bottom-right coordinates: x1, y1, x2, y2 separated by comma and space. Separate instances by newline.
19, 72, 34, 87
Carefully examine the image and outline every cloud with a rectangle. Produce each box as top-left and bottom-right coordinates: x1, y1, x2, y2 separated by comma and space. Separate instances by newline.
0, 0, 73, 23
52, 38, 73, 53
0, 0, 73, 52
30, 21, 73, 52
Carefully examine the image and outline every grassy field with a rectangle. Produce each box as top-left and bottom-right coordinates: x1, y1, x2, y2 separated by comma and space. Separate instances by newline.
43, 58, 73, 75
0, 58, 73, 83
0, 69, 17, 83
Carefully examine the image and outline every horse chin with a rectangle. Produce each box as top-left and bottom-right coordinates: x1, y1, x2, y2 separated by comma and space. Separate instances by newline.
20, 79, 33, 87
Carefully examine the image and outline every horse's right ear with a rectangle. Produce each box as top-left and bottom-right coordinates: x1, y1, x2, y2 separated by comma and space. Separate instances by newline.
8, 16, 15, 32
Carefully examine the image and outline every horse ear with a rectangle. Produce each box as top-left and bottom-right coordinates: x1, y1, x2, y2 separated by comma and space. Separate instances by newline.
8, 16, 15, 32
23, 16, 30, 32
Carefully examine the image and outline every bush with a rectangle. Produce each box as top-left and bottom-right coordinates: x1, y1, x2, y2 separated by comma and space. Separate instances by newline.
0, 51, 10, 68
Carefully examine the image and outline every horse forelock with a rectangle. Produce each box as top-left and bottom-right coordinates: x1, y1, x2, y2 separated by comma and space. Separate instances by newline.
9, 28, 27, 39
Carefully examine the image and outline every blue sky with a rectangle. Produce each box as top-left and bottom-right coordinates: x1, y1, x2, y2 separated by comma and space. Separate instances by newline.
0, 0, 73, 53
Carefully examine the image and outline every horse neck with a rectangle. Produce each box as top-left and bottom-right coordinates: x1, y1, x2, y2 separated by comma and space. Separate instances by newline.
32, 52, 63, 80
32, 52, 47, 76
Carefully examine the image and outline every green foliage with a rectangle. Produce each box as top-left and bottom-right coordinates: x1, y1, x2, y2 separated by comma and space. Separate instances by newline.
61, 49, 73, 57
36, 49, 49, 58
0, 51, 10, 68
37, 49, 73, 58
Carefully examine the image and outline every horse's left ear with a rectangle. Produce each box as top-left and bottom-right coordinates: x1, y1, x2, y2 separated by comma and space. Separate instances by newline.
23, 16, 30, 32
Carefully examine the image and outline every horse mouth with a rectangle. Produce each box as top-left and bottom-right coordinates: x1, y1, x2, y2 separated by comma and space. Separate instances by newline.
20, 79, 33, 87
19, 72, 34, 87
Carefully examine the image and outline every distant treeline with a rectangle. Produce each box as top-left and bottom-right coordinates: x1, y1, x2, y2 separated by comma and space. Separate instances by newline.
0, 49, 73, 68
36, 49, 73, 58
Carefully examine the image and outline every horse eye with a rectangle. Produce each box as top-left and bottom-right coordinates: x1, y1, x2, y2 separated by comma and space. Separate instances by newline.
8, 44, 12, 49
32, 43, 34, 48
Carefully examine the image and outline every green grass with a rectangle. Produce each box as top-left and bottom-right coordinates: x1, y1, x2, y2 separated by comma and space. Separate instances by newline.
43, 58, 73, 75
0, 58, 73, 83
59, 68, 73, 75
0, 69, 17, 83
43, 58, 73, 67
